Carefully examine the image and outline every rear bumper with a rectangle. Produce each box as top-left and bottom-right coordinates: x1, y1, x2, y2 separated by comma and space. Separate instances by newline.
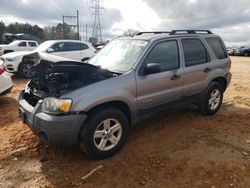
18, 90, 87, 147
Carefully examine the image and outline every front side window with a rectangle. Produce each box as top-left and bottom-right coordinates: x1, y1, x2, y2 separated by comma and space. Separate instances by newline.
182, 39, 208, 66
18, 42, 27, 47
89, 39, 148, 73
206, 37, 228, 59
51, 42, 66, 52
144, 40, 179, 72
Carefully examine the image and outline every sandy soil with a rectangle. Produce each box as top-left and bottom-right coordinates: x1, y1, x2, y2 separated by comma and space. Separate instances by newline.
0, 56, 249, 188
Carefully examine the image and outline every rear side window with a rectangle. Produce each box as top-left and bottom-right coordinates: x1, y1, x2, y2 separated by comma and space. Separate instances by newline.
182, 39, 208, 66
28, 42, 37, 47
206, 37, 228, 59
65, 42, 89, 51
80, 43, 89, 50
145, 40, 179, 72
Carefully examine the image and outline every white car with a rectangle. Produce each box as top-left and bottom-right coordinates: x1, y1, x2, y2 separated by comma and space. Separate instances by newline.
0, 66, 13, 96
1, 40, 96, 78
0, 40, 38, 56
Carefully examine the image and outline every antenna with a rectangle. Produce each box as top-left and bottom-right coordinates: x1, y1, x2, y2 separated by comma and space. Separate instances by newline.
91, 0, 103, 43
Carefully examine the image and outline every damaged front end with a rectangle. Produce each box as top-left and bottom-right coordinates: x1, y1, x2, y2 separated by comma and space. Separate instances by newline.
23, 52, 119, 107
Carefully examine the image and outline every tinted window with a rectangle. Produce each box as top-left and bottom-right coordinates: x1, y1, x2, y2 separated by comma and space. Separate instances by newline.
65, 42, 89, 51
206, 37, 228, 59
18, 42, 27, 47
51, 42, 66, 52
145, 40, 179, 72
28, 42, 37, 47
182, 39, 208, 66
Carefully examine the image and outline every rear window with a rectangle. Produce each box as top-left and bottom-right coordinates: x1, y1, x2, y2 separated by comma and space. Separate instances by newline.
206, 37, 228, 59
182, 38, 209, 66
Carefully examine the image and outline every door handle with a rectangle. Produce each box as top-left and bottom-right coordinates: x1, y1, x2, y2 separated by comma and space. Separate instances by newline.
203, 68, 211, 73
171, 74, 181, 80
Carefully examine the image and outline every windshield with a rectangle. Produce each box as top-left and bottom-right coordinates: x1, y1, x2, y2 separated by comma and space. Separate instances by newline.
35, 41, 55, 52
88, 39, 148, 73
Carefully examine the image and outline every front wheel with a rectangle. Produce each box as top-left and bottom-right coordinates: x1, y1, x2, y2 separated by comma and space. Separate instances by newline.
200, 82, 223, 116
79, 107, 129, 160
18, 60, 36, 78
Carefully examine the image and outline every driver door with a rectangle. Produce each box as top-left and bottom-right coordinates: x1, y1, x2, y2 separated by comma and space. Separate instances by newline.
136, 40, 184, 110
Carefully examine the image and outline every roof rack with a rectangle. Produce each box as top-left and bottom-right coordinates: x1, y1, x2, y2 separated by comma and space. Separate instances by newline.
169, 30, 213, 35
136, 31, 170, 35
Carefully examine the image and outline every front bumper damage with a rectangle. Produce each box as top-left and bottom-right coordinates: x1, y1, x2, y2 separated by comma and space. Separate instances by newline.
18, 90, 87, 147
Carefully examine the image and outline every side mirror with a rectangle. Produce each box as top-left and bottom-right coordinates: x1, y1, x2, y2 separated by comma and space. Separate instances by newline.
47, 48, 54, 53
144, 63, 161, 75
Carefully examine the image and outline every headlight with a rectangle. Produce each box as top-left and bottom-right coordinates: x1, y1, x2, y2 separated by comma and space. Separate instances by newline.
42, 98, 72, 114
6, 57, 18, 62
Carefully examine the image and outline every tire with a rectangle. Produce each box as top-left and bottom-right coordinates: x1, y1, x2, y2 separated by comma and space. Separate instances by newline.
244, 52, 249, 57
79, 107, 129, 160
200, 82, 223, 116
18, 60, 36, 78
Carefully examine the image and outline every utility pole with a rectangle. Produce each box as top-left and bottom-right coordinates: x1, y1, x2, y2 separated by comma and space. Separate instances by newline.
62, 10, 80, 40
91, 0, 103, 43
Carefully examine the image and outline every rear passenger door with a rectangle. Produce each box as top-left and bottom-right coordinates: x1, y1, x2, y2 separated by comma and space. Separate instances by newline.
64, 42, 82, 61
181, 38, 213, 96
136, 40, 184, 110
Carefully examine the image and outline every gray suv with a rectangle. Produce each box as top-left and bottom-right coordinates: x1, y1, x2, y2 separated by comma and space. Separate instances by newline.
19, 30, 232, 159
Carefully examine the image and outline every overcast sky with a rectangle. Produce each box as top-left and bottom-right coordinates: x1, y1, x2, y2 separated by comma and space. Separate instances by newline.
0, 0, 249, 46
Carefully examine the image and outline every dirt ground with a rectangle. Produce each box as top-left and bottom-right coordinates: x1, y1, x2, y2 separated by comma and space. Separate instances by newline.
0, 56, 249, 188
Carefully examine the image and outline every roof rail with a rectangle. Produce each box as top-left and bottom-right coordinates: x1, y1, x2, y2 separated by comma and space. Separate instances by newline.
136, 31, 170, 35
169, 30, 213, 35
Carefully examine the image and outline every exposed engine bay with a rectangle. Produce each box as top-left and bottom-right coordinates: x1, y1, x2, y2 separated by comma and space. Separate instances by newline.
23, 53, 120, 106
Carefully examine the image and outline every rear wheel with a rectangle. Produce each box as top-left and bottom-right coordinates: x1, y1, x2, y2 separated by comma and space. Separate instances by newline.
244, 52, 249, 57
19, 60, 36, 78
79, 107, 129, 160
200, 82, 223, 116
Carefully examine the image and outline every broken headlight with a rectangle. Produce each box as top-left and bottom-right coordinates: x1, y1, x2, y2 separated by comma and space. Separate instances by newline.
42, 98, 72, 115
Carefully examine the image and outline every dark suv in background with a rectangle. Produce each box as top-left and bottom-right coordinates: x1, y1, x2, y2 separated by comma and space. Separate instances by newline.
235, 46, 250, 56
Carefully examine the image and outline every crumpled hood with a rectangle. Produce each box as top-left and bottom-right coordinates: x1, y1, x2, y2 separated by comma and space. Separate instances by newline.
25, 52, 118, 99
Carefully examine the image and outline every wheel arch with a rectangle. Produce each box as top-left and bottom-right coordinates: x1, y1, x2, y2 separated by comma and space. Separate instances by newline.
211, 77, 227, 92
84, 101, 132, 126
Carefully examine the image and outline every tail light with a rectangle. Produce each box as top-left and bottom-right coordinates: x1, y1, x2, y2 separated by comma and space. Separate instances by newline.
0, 67, 4, 75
